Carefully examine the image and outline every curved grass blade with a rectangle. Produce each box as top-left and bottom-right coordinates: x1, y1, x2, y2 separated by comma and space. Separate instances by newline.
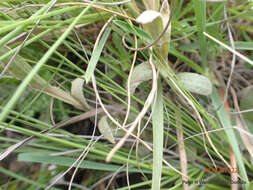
85, 17, 112, 83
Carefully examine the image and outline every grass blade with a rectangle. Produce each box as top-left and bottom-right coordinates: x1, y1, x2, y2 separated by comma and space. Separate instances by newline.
193, 0, 207, 68
18, 153, 152, 173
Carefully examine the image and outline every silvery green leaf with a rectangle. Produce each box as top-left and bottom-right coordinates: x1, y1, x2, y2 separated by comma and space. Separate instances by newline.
151, 80, 164, 190
98, 115, 115, 144
177, 72, 212, 96
71, 77, 91, 110
129, 62, 153, 94
85, 27, 111, 83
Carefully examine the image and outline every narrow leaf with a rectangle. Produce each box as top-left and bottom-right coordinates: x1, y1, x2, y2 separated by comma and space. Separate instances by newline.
234, 41, 253, 50
18, 153, 121, 172
193, 0, 207, 67
85, 27, 111, 83
152, 80, 164, 190
211, 88, 249, 187
0, 46, 47, 88
18, 153, 151, 173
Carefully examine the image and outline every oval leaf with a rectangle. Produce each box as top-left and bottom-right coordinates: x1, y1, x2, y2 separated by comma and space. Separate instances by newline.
129, 62, 153, 94
98, 116, 115, 144
177, 72, 212, 96
240, 86, 253, 123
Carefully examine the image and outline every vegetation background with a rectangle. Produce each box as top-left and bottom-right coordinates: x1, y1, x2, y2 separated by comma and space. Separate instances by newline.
0, 0, 253, 189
